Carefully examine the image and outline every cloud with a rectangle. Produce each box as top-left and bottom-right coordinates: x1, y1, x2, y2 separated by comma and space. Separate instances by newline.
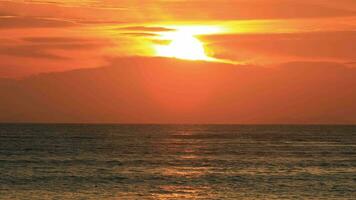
22, 37, 96, 43
0, 45, 66, 59
120, 32, 160, 37
0, 43, 103, 60
0, 36, 113, 60
0, 57, 354, 124
0, 36, 114, 78
203, 31, 356, 62
0, 16, 77, 29
155, 0, 356, 20
345, 61, 356, 66
0, 38, 15, 44
117, 26, 175, 32
0, 11, 10, 16
172, 0, 355, 20
21, 37, 113, 49
117, 26, 175, 38
2, 0, 355, 24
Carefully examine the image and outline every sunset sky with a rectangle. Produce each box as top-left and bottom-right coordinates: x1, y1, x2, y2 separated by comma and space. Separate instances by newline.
0, 0, 355, 123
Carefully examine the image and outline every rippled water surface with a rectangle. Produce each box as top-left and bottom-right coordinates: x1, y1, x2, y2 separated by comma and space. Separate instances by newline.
0, 124, 355, 199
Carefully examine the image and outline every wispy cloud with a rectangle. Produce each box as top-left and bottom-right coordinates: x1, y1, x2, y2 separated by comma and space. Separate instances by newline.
0, 16, 77, 29
203, 31, 356, 63
117, 26, 175, 32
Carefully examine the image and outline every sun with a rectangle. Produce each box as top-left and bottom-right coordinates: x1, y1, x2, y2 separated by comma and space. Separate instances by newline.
154, 26, 220, 61
155, 33, 209, 61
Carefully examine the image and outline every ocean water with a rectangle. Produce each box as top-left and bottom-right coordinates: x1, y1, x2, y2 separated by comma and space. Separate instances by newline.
0, 124, 355, 200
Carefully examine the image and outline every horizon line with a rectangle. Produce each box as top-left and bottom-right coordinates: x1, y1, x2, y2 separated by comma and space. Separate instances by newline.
0, 122, 355, 126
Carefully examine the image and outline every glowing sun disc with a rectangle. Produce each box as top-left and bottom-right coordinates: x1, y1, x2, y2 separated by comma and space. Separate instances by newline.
155, 32, 210, 61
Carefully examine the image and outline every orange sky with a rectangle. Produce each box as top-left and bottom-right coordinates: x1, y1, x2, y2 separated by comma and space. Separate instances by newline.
0, 0, 355, 123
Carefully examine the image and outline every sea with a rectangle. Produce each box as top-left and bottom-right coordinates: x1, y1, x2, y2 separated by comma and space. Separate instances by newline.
0, 124, 355, 199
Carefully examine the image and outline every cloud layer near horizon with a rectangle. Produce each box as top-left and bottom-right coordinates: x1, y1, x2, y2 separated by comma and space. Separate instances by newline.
0, 57, 355, 124
0, 0, 356, 77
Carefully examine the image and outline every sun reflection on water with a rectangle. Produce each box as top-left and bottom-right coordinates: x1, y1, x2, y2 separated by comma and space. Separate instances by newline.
153, 185, 213, 200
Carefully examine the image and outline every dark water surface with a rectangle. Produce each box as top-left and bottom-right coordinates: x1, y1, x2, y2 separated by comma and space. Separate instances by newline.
0, 124, 355, 199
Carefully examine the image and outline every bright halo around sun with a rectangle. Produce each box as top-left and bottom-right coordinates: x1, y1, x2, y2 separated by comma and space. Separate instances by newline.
154, 26, 221, 61
155, 33, 208, 60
